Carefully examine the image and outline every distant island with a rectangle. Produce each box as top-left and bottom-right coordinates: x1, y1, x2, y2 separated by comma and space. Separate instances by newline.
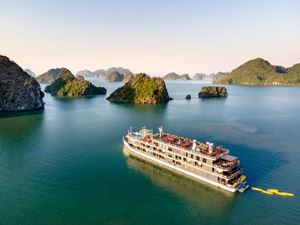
192, 72, 227, 81
105, 71, 134, 82
162, 72, 227, 81
163, 72, 191, 80
44, 68, 106, 96
36, 68, 63, 84
0, 55, 44, 111
25, 69, 35, 77
107, 73, 171, 104
77, 67, 133, 82
198, 86, 228, 98
213, 58, 300, 85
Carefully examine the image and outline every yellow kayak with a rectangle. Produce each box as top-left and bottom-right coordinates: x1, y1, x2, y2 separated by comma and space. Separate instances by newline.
252, 187, 295, 197
233, 182, 239, 188
252, 187, 264, 192
240, 175, 246, 182
267, 189, 279, 193
275, 192, 295, 197
261, 190, 274, 195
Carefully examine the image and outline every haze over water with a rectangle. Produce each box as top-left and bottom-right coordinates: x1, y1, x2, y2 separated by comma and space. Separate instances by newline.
0, 81, 299, 225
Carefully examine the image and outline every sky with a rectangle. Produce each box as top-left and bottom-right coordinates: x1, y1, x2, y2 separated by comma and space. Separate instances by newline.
0, 0, 300, 76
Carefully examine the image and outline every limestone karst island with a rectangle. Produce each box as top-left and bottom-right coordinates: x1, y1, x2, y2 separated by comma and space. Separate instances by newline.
0, 1, 300, 225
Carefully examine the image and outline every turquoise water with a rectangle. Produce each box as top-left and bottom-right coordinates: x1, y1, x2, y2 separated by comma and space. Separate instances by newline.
0, 81, 300, 225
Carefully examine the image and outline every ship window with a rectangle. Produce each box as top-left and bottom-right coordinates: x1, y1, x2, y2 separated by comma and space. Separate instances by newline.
196, 156, 200, 161
203, 158, 207, 163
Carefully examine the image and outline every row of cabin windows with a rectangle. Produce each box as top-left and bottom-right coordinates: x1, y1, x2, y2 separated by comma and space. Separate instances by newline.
185, 152, 207, 163
172, 160, 181, 166
136, 145, 213, 173
136, 144, 217, 174
142, 142, 209, 164
153, 152, 165, 159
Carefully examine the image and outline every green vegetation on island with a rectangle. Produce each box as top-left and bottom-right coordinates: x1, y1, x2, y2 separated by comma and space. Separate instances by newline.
44, 68, 106, 96
107, 73, 171, 104
0, 55, 44, 111
214, 58, 300, 85
198, 86, 228, 98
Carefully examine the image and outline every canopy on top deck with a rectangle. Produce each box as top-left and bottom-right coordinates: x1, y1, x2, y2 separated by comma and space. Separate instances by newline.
221, 155, 237, 162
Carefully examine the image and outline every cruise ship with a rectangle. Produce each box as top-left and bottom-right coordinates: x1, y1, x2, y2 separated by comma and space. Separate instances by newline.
123, 126, 248, 193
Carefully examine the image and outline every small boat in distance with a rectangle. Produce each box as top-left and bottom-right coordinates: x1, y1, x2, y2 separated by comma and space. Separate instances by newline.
123, 126, 248, 193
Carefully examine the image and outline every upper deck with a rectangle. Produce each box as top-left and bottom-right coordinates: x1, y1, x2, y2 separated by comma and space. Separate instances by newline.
127, 128, 229, 160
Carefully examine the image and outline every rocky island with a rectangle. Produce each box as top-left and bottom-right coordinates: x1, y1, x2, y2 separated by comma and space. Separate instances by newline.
198, 86, 228, 98
0, 55, 44, 111
105, 70, 135, 82
163, 72, 191, 80
44, 68, 106, 96
36, 68, 63, 84
106, 71, 124, 82
185, 94, 191, 100
107, 73, 171, 104
213, 58, 300, 85
25, 69, 35, 77
77, 67, 133, 82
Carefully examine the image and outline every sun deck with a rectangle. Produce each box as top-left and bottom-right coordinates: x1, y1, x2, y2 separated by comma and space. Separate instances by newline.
152, 133, 228, 158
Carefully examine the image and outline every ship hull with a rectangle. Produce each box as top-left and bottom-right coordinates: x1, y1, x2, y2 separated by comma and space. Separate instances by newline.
123, 138, 237, 193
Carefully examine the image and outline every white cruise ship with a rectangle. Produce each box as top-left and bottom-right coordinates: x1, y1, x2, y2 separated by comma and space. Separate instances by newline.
123, 126, 248, 193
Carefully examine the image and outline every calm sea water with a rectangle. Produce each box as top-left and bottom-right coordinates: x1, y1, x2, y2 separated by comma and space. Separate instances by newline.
0, 80, 300, 225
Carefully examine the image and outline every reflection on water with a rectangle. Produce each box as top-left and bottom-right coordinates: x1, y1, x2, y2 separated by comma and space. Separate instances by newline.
0, 110, 45, 140
126, 155, 236, 213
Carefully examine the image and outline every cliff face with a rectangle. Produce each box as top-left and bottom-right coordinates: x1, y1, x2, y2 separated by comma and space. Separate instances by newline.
214, 58, 300, 85
193, 73, 205, 80
44, 68, 106, 96
105, 71, 124, 82
198, 86, 228, 98
0, 55, 44, 112
122, 73, 135, 83
36, 68, 63, 83
107, 73, 170, 104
